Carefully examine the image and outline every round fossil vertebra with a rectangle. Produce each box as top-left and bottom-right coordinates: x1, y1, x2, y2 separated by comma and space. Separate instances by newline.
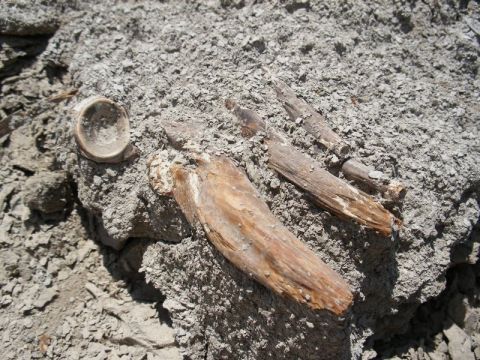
73, 96, 135, 163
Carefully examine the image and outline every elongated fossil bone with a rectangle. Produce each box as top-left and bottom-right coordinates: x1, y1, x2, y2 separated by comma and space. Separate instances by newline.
273, 78, 350, 158
73, 96, 137, 163
226, 100, 401, 236
148, 153, 353, 315
272, 79, 405, 201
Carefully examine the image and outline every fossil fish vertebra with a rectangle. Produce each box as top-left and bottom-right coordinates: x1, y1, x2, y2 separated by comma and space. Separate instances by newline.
73, 96, 137, 163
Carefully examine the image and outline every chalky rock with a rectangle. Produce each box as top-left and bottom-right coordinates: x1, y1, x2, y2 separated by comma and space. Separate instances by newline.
73, 96, 133, 163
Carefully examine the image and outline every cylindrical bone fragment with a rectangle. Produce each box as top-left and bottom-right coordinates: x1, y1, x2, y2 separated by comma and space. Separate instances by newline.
272, 79, 406, 201
227, 100, 401, 236
267, 142, 401, 236
272, 78, 350, 158
73, 96, 136, 163
168, 154, 353, 315
341, 159, 406, 201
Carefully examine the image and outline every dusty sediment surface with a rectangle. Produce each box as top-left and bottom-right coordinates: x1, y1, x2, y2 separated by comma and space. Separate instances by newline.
1, 0, 479, 359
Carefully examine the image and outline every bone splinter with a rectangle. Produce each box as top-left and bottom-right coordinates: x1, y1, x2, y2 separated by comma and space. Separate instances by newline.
272, 79, 405, 201
226, 99, 401, 237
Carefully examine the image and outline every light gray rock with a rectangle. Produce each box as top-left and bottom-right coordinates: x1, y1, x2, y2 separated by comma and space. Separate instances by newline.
427, 351, 447, 360
437, 340, 449, 354
443, 322, 475, 360
474, 346, 480, 360
465, 309, 480, 336
33, 287, 58, 310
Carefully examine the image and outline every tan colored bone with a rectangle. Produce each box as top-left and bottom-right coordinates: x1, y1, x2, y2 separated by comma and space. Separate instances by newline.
73, 96, 138, 163
162, 154, 353, 315
162, 119, 205, 150
273, 78, 350, 157
0, 117, 12, 138
226, 100, 401, 237
48, 88, 78, 103
272, 79, 405, 201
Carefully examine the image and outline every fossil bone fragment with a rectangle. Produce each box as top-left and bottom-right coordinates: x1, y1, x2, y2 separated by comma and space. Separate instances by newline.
341, 159, 406, 201
273, 78, 350, 158
162, 119, 205, 150
149, 153, 353, 315
48, 88, 78, 103
226, 100, 401, 236
272, 78, 405, 201
73, 96, 137, 163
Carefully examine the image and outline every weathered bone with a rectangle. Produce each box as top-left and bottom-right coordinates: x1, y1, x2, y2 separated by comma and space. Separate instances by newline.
226, 100, 401, 237
151, 153, 353, 315
73, 96, 138, 163
272, 78, 350, 157
48, 88, 78, 103
341, 159, 406, 201
162, 119, 205, 150
272, 79, 405, 201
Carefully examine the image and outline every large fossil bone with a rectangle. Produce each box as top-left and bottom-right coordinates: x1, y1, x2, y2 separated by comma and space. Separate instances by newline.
149, 152, 353, 315
272, 79, 405, 201
73, 96, 137, 163
226, 100, 401, 237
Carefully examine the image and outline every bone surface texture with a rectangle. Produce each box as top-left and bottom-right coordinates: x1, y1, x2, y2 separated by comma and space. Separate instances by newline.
73, 96, 132, 163
272, 79, 405, 201
227, 100, 401, 236
149, 153, 353, 315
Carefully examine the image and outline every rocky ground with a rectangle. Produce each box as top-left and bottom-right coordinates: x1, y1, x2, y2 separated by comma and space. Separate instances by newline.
1, 0, 479, 359
0, 94, 180, 358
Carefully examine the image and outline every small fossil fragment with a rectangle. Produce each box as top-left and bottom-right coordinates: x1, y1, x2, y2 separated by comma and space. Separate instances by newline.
38, 334, 51, 354
148, 152, 353, 315
273, 78, 350, 158
272, 78, 405, 201
341, 159, 406, 201
227, 99, 401, 236
73, 96, 137, 163
162, 118, 205, 151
